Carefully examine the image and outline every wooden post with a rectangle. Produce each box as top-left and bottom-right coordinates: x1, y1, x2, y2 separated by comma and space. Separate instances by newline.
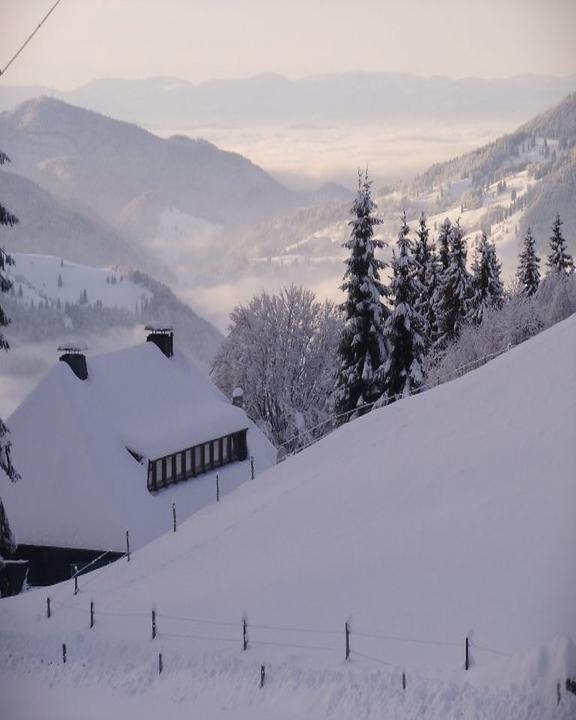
90, 601, 94, 629
126, 530, 130, 562
216, 473, 220, 502
158, 652, 163, 675
465, 636, 470, 671
62, 643, 67, 664
152, 609, 157, 639
46, 597, 51, 619
74, 575, 78, 595
345, 621, 350, 661
172, 503, 176, 533
242, 614, 248, 651
260, 664, 265, 689
402, 671, 406, 690
250, 456, 255, 480
557, 682, 561, 706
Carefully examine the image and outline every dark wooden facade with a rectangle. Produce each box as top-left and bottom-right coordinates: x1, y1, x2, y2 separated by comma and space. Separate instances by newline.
147, 428, 248, 492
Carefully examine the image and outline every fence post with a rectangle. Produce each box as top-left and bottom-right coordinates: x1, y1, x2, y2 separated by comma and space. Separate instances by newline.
172, 503, 176, 533
46, 597, 51, 619
62, 643, 66, 664
250, 456, 255, 480
90, 600, 94, 629
557, 682, 561, 706
152, 609, 157, 639
260, 664, 266, 688
242, 614, 248, 651
345, 621, 350, 661
216, 473, 220, 502
126, 530, 130, 562
74, 575, 78, 595
158, 652, 163, 675
465, 636, 469, 671
402, 671, 406, 690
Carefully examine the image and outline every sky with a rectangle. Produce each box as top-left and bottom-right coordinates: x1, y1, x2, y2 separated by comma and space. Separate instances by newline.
1, 0, 575, 89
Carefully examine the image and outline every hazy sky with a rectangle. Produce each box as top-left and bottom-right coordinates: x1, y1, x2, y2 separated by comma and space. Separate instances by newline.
1, 0, 575, 89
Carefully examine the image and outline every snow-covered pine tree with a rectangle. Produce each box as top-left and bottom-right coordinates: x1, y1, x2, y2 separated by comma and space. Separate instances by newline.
516, 226, 541, 296
546, 213, 574, 276
382, 213, 426, 402
334, 170, 388, 420
437, 217, 452, 272
436, 220, 471, 345
0, 150, 19, 557
414, 212, 431, 288
413, 211, 437, 347
468, 232, 504, 324
424, 242, 441, 346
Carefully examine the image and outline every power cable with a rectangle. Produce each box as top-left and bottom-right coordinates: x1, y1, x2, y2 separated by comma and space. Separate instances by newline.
1, 0, 65, 78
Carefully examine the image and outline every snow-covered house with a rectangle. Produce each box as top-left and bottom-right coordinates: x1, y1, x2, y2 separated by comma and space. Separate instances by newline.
1, 326, 276, 586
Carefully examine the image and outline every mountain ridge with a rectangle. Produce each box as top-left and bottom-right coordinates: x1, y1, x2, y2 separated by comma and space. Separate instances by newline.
0, 96, 296, 229
1, 72, 574, 128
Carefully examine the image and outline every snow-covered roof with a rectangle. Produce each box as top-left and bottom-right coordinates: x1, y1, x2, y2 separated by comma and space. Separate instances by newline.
1, 342, 276, 552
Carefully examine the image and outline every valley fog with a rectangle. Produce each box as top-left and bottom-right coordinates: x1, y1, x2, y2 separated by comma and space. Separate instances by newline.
153, 120, 516, 189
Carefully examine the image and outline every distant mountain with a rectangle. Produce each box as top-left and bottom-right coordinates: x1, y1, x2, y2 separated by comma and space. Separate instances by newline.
0, 97, 296, 228
403, 92, 576, 259
412, 93, 576, 192
0, 169, 145, 268
249, 93, 576, 276
1, 73, 574, 128
519, 150, 576, 250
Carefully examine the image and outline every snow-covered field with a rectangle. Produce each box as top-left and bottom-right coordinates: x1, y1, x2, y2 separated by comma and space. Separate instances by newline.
7, 252, 151, 311
0, 314, 575, 718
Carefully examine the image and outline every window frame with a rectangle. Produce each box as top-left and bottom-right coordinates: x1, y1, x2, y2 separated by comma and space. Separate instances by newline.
147, 429, 249, 493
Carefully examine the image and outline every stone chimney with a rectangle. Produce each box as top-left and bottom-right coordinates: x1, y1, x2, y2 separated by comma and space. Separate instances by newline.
58, 342, 88, 380
232, 387, 244, 409
145, 323, 174, 358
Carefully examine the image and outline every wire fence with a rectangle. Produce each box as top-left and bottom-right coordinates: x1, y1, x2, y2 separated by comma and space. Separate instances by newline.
44, 591, 513, 673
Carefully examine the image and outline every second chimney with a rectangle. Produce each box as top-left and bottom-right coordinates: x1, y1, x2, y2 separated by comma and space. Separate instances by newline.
232, 387, 244, 409
58, 342, 88, 380
145, 323, 174, 358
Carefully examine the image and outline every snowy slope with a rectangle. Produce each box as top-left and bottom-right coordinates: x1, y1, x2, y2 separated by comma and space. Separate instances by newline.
0, 315, 575, 718
7, 253, 151, 311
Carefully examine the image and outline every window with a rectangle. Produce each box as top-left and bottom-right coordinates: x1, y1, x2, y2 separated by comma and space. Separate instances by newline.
147, 429, 249, 493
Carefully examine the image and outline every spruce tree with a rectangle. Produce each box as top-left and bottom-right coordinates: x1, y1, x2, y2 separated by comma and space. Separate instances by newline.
516, 227, 540, 296
0, 150, 19, 558
413, 212, 437, 347
468, 232, 504, 324
382, 213, 426, 402
334, 171, 388, 420
436, 220, 471, 345
437, 217, 452, 272
547, 213, 574, 275
413, 212, 431, 289
424, 242, 441, 346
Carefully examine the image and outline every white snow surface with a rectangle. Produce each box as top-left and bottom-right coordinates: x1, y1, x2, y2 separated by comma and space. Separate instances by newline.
1, 342, 276, 552
1, 316, 575, 718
